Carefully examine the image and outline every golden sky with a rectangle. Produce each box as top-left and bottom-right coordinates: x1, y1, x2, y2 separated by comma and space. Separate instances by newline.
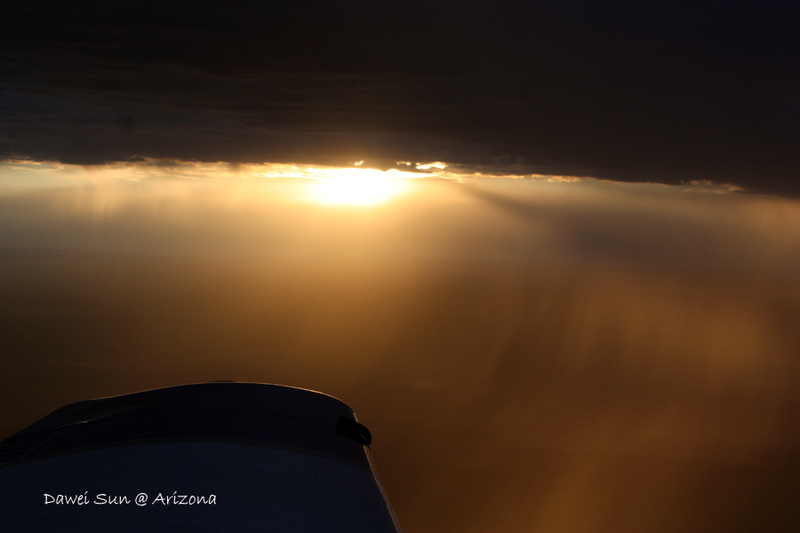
3, 159, 798, 268
2, 159, 800, 531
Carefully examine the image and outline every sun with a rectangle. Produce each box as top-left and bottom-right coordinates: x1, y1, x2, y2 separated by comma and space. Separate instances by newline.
309, 168, 406, 206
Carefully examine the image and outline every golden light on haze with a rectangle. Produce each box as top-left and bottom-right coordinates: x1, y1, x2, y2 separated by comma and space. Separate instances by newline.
2, 159, 800, 268
2, 158, 800, 532
0, 159, 426, 207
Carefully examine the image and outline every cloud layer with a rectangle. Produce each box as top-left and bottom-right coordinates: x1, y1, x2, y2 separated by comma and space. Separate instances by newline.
3, 1, 798, 194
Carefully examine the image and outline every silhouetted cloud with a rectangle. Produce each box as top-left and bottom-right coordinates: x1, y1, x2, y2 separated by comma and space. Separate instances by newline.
2, 1, 798, 195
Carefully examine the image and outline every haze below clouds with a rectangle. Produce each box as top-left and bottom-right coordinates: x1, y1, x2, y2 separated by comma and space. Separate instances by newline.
2, 162, 800, 268
2, 166, 800, 531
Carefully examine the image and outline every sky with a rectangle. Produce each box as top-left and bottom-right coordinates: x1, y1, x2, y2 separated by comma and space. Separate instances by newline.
2, 2, 800, 532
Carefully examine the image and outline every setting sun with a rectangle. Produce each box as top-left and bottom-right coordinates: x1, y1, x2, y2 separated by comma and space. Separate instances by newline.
309, 168, 406, 206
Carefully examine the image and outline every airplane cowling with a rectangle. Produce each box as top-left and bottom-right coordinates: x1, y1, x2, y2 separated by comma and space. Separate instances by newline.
0, 382, 401, 532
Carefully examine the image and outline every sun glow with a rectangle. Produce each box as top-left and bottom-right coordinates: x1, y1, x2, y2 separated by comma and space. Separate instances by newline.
309, 168, 407, 206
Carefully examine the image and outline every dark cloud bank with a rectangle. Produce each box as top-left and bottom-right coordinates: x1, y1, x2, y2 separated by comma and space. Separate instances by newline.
2, 0, 798, 194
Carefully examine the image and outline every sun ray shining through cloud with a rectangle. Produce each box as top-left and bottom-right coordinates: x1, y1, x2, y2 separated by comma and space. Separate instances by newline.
307, 168, 408, 206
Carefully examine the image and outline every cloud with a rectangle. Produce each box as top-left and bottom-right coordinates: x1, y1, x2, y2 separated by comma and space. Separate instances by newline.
2, 1, 797, 195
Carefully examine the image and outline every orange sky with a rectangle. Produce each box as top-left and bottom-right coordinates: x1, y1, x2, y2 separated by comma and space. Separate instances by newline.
2, 160, 800, 531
